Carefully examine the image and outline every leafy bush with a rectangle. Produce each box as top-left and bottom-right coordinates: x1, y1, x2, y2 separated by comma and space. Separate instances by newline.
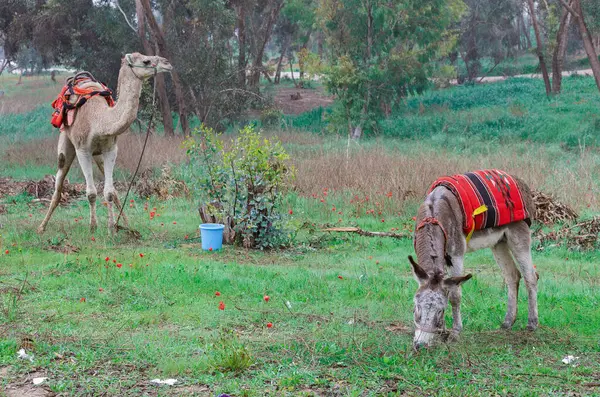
184, 124, 294, 249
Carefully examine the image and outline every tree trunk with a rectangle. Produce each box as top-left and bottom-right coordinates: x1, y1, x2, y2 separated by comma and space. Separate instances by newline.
235, 4, 247, 88
288, 56, 297, 86
520, 12, 532, 49
569, 0, 600, 91
140, 0, 189, 135
552, 4, 571, 94
0, 60, 8, 76
317, 31, 324, 59
135, 0, 174, 136
365, 0, 373, 61
526, 0, 552, 96
248, 0, 284, 88
274, 37, 289, 84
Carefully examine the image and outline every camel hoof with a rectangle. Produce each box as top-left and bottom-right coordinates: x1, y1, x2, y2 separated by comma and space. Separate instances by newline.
37, 226, 46, 235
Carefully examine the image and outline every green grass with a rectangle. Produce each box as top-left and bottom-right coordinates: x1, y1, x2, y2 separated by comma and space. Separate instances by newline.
284, 76, 600, 150
1, 77, 600, 395
383, 77, 600, 148
1, 189, 599, 395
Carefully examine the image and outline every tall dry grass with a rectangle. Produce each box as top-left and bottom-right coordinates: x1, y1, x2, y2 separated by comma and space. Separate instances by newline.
0, 75, 58, 114
3, 131, 597, 211
291, 140, 599, 211
4, 133, 187, 174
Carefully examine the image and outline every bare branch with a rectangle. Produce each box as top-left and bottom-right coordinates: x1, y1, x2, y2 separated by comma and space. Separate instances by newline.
558, 0, 579, 18
321, 226, 410, 240
114, 0, 138, 34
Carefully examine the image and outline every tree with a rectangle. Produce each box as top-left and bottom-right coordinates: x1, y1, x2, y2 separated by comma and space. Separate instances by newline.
527, 0, 552, 95
560, 0, 600, 91
458, 0, 523, 82
246, 0, 285, 89
139, 0, 189, 135
133, 0, 174, 136
552, 2, 572, 93
318, 0, 466, 139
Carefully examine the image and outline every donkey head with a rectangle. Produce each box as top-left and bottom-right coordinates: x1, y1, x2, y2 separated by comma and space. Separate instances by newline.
409, 255, 472, 349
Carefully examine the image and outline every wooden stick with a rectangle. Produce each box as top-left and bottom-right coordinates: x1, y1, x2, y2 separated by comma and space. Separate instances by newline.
321, 226, 410, 239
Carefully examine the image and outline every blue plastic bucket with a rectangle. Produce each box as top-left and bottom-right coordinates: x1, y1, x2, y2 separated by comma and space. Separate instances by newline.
200, 223, 225, 251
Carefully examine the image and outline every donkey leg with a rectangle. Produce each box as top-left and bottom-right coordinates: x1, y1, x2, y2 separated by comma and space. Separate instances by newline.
507, 223, 538, 331
76, 149, 98, 233
448, 255, 465, 336
38, 134, 75, 233
491, 241, 521, 329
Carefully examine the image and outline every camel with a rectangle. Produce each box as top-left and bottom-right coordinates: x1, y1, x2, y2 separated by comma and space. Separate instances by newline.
409, 171, 538, 349
38, 53, 172, 234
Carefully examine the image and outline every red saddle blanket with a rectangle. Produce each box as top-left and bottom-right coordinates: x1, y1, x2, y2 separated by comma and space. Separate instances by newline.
50, 72, 114, 129
429, 169, 530, 238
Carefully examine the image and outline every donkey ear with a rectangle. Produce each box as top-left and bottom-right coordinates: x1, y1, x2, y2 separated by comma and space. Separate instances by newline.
443, 273, 473, 287
408, 255, 428, 283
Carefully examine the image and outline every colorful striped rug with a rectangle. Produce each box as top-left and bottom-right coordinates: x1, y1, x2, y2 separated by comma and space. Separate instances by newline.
429, 169, 531, 240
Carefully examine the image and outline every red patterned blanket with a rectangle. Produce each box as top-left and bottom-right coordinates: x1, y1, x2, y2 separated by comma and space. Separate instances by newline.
429, 169, 530, 239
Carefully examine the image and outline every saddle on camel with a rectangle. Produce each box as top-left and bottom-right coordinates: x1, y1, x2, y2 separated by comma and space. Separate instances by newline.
50, 71, 114, 129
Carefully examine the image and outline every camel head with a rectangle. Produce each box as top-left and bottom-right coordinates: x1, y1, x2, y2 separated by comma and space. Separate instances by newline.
124, 53, 173, 79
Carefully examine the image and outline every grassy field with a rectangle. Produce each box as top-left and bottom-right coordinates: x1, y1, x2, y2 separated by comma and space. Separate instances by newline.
1, 75, 600, 396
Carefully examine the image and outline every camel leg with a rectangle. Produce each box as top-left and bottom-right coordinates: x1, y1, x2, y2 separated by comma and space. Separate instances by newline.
447, 255, 465, 336
102, 145, 129, 230
38, 134, 76, 234
94, 154, 128, 227
507, 223, 538, 331
75, 148, 98, 233
491, 241, 521, 329
94, 155, 105, 178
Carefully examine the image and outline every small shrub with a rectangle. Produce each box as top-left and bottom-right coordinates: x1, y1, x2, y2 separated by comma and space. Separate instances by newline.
184, 124, 294, 249
209, 332, 253, 374
260, 107, 284, 127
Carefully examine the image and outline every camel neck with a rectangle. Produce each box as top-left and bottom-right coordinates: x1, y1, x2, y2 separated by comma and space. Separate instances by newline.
111, 64, 144, 135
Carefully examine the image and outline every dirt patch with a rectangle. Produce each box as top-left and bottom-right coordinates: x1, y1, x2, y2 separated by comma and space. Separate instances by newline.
135, 166, 189, 200
167, 384, 211, 396
45, 237, 80, 254
4, 371, 55, 397
274, 87, 333, 115
0, 176, 82, 202
384, 323, 411, 334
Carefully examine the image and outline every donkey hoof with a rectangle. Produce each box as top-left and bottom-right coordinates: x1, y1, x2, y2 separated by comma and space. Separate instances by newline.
526, 323, 538, 331
501, 321, 514, 330
447, 330, 461, 342
36, 225, 46, 235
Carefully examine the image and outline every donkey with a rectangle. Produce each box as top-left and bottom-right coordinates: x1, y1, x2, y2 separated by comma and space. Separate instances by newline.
409, 171, 538, 349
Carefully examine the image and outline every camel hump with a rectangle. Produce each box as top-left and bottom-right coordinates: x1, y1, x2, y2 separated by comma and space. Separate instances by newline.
77, 81, 104, 91
67, 81, 106, 104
